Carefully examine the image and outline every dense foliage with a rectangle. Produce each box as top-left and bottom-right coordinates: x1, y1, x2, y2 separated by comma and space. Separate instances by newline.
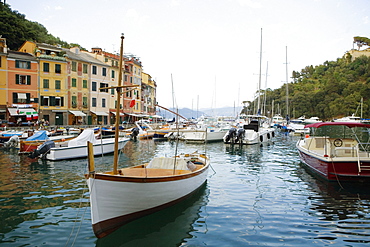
0, 2, 85, 50
249, 54, 370, 120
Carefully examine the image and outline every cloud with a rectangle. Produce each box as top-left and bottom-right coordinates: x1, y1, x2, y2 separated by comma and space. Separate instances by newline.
55, 6, 63, 10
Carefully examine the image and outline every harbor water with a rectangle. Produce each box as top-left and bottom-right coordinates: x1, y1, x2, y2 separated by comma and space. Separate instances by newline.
0, 134, 369, 246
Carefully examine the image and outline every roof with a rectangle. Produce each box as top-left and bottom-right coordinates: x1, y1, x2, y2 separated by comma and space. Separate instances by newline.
7, 50, 37, 61
305, 122, 370, 128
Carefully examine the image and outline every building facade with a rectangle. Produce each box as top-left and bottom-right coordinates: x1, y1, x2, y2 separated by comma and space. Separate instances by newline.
0, 39, 157, 126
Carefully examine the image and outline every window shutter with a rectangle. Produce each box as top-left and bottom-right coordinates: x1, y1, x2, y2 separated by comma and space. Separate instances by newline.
27, 61, 31, 69
13, 92, 18, 103
61, 97, 64, 106
16, 60, 19, 68
40, 96, 44, 106
50, 96, 56, 106
26, 93, 31, 103
16, 74, 20, 84
27, 75, 31, 85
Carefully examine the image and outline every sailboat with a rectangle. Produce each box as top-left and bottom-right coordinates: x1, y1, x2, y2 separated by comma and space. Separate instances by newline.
85, 34, 210, 239
224, 28, 274, 145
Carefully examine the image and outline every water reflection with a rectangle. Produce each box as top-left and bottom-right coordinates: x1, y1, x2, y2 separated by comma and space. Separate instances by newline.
296, 165, 370, 244
0, 151, 89, 242
96, 183, 210, 247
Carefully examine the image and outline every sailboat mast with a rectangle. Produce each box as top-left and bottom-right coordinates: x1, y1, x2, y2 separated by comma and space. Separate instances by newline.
263, 61, 268, 116
285, 46, 289, 119
113, 34, 125, 175
257, 28, 263, 115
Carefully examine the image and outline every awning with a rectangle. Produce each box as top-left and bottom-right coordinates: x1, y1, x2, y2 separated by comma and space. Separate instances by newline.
91, 111, 109, 116
8, 108, 37, 116
69, 110, 86, 117
18, 93, 27, 99
110, 111, 124, 116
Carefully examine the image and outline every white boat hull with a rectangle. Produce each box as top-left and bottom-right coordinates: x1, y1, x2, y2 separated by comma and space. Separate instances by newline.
182, 130, 227, 142
45, 138, 128, 160
87, 162, 209, 238
242, 128, 275, 145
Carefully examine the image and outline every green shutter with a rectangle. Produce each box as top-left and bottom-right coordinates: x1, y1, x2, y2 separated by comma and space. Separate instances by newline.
16, 74, 20, 84
27, 75, 31, 85
13, 93, 17, 103
50, 96, 56, 106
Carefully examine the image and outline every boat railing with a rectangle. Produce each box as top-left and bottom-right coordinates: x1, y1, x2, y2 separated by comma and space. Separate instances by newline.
355, 143, 370, 174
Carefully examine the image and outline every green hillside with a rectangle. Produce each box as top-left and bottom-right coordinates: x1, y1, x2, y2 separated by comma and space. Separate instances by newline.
0, 2, 85, 50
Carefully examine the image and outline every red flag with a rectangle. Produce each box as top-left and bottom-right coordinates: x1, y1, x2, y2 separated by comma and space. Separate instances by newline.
129, 98, 136, 108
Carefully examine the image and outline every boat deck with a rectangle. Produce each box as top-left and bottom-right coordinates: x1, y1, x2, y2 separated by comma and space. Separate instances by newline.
112, 164, 204, 177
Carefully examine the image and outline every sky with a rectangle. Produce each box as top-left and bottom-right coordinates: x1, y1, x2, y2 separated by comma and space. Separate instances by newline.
6, 0, 370, 110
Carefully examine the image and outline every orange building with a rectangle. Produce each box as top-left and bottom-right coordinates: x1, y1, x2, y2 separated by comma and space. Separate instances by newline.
6, 50, 39, 125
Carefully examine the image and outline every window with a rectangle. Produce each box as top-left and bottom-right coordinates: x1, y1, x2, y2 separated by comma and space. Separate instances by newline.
102, 68, 107, 76
102, 98, 106, 107
83, 80, 87, 88
41, 96, 64, 106
72, 61, 77, 72
55, 64, 61, 73
43, 63, 49, 72
43, 79, 49, 88
111, 70, 115, 78
92, 81, 97, 91
111, 88, 115, 95
92, 97, 97, 107
72, 96, 77, 108
13, 92, 30, 103
41, 96, 49, 106
83, 64, 88, 73
55, 80, 61, 89
92, 65, 97, 75
72, 78, 77, 87
16, 60, 31, 69
15, 75, 31, 85
55, 97, 63, 106
100, 83, 108, 92
83, 97, 88, 108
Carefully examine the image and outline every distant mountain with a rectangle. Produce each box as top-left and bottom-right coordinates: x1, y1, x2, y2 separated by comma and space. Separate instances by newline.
157, 106, 242, 120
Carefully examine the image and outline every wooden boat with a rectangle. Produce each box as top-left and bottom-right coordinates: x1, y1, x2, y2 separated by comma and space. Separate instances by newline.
296, 122, 370, 181
85, 34, 210, 239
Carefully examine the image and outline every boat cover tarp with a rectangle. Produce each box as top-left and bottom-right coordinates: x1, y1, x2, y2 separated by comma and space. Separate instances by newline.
26, 130, 49, 141
68, 129, 96, 147
305, 122, 370, 129
147, 157, 190, 170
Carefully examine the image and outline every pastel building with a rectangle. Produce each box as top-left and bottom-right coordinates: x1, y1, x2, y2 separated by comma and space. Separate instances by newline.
19, 41, 68, 125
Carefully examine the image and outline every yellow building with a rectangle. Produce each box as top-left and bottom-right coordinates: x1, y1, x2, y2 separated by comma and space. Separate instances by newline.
142, 72, 157, 115
19, 41, 68, 125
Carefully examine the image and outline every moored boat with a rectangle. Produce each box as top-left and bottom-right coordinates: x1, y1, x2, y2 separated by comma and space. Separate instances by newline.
85, 34, 211, 239
296, 122, 370, 181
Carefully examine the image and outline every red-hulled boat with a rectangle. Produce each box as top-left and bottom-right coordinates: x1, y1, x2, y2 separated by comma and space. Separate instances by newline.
296, 122, 370, 181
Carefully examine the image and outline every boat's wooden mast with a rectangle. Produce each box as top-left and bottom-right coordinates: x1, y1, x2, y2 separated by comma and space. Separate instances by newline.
113, 34, 125, 175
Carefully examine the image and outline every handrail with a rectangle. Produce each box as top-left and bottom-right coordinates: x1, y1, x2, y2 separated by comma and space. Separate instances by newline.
356, 143, 361, 174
